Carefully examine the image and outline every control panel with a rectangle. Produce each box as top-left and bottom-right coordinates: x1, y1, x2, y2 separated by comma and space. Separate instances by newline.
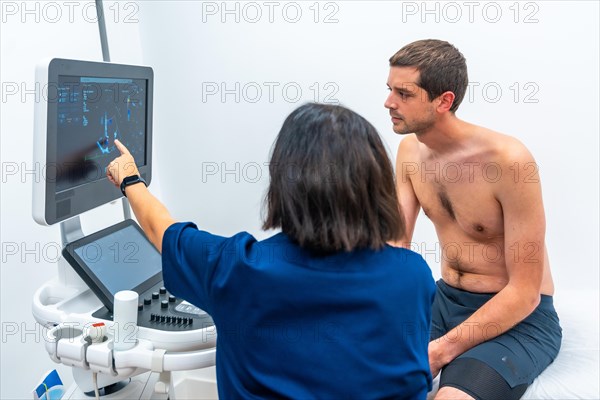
93, 281, 214, 331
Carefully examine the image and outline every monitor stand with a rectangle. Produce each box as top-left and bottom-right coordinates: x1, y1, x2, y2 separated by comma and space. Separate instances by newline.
58, 215, 87, 290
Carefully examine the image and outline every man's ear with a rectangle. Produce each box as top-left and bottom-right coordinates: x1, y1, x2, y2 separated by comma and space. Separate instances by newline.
437, 91, 456, 113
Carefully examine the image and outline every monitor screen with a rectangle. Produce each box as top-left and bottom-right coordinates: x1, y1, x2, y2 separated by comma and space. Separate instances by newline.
33, 59, 153, 225
63, 219, 163, 311
73, 224, 162, 297
55, 76, 147, 193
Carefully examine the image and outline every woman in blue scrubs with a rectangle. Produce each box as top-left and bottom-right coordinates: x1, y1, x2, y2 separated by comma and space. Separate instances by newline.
107, 102, 436, 399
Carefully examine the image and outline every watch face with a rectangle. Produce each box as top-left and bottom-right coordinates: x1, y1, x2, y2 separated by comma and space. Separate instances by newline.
124, 175, 141, 184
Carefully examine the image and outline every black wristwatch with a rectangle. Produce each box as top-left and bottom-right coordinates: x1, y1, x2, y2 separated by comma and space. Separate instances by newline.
120, 175, 147, 197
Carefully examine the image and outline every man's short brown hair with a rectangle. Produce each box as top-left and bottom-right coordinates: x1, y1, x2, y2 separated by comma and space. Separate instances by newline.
389, 39, 468, 112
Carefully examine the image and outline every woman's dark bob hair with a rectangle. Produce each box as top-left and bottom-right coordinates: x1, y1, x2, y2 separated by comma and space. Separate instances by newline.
263, 103, 405, 253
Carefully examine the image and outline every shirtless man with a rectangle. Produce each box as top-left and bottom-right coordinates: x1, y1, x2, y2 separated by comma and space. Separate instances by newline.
385, 39, 562, 399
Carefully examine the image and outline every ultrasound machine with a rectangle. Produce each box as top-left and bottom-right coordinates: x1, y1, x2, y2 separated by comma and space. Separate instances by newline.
31, 58, 218, 399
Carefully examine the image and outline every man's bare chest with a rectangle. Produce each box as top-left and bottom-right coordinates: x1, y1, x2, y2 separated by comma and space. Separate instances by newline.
409, 161, 505, 239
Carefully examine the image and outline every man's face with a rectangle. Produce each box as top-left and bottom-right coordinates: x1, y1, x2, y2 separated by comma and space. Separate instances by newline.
384, 67, 437, 135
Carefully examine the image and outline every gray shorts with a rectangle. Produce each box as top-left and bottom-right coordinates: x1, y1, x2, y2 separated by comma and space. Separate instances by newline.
431, 280, 562, 390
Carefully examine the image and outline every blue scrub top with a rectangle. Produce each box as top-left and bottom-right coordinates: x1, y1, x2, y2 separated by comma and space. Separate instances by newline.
162, 222, 435, 399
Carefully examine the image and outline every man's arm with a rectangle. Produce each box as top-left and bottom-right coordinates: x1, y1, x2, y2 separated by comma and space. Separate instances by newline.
428, 143, 545, 377
394, 136, 421, 247
107, 140, 175, 252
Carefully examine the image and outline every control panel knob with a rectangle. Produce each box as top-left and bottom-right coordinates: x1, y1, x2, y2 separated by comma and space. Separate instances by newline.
161, 300, 168, 309
144, 298, 151, 305
168, 295, 176, 303
159, 287, 167, 295
152, 292, 159, 300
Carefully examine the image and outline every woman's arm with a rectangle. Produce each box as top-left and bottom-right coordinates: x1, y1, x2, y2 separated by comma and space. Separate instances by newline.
106, 140, 175, 252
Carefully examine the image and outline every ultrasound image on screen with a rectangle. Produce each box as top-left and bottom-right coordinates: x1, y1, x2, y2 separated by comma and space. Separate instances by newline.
73, 225, 162, 296
56, 76, 147, 193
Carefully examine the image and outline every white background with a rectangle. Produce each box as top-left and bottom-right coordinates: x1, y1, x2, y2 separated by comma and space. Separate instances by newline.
1, 1, 598, 398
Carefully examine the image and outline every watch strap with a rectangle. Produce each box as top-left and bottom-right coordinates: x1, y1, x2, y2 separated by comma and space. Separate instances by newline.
120, 175, 147, 197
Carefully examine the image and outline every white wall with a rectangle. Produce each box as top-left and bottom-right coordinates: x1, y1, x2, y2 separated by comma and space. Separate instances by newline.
138, 2, 599, 393
0, 1, 144, 397
138, 0, 599, 290
1, 0, 598, 398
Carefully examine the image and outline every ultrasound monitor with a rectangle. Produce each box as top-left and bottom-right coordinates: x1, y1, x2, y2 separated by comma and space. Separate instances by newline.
33, 58, 153, 225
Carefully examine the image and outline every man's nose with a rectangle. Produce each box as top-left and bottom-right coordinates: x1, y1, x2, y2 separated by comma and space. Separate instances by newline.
384, 94, 396, 109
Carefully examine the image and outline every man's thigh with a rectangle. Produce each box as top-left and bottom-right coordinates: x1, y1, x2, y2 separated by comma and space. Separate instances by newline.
438, 356, 528, 400
431, 282, 562, 399
435, 385, 475, 400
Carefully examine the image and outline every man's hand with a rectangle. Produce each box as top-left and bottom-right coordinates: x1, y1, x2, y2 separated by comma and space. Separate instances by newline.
106, 139, 140, 187
428, 340, 447, 379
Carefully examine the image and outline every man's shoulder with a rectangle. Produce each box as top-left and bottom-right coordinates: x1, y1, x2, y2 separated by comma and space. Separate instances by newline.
397, 134, 420, 160
399, 133, 419, 146
476, 128, 542, 201
478, 127, 536, 165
